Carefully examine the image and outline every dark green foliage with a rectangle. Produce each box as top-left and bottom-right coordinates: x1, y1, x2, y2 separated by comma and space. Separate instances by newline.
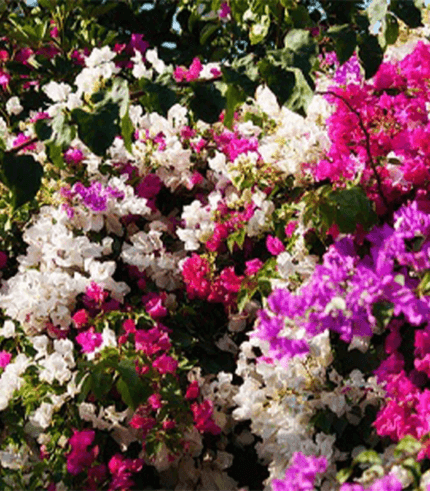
0, 152, 44, 208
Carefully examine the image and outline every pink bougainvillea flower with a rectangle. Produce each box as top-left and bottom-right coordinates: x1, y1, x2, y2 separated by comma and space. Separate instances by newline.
64, 147, 85, 166
76, 327, 103, 353
173, 66, 187, 83
15, 47, 33, 64
128, 33, 149, 56
152, 353, 178, 374
186, 57, 203, 81
245, 258, 263, 276
162, 419, 176, 430
108, 454, 144, 491
0, 351, 12, 368
12, 133, 37, 152
173, 57, 202, 82
266, 235, 285, 255
284, 220, 298, 238
72, 309, 89, 329
0, 70, 10, 88
84, 282, 108, 305
185, 380, 200, 400
219, 2, 231, 19
148, 393, 163, 410
191, 400, 221, 435
66, 429, 98, 475
142, 292, 168, 319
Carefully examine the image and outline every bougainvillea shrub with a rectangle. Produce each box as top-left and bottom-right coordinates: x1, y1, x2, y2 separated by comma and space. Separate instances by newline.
3, 6, 430, 491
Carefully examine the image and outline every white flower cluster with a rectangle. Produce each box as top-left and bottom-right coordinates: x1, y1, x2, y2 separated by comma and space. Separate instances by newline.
5, 96, 23, 116
232, 333, 337, 487
231, 328, 387, 489
132, 104, 195, 191
75, 46, 120, 98
0, 354, 30, 410
0, 206, 128, 332
176, 198, 215, 250
249, 85, 332, 182
121, 227, 184, 290
246, 188, 275, 238
36, 337, 75, 385
42, 81, 82, 116
79, 402, 138, 451
275, 217, 319, 288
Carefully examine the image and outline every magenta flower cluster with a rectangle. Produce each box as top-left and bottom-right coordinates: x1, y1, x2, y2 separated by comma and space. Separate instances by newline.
271, 452, 327, 491
70, 182, 125, 212
313, 42, 430, 214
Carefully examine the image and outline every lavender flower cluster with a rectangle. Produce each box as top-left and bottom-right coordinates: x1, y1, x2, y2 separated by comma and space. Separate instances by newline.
255, 200, 430, 367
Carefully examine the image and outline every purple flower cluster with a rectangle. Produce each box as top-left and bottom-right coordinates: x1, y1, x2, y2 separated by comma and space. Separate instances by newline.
333, 54, 362, 85
271, 452, 327, 491
72, 182, 125, 212
255, 200, 430, 366
340, 474, 402, 491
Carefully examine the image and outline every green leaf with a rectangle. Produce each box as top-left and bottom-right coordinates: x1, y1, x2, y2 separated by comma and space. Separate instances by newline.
237, 286, 258, 313
401, 457, 422, 484
50, 111, 75, 147
224, 83, 246, 129
226, 228, 246, 253
258, 278, 272, 297
391, 0, 423, 28
229, 53, 260, 83
258, 60, 313, 113
328, 186, 377, 233
249, 15, 270, 45
109, 78, 129, 119
394, 435, 422, 457
394, 274, 405, 286
353, 450, 382, 466
222, 65, 259, 103
382, 13, 399, 45
358, 33, 384, 78
138, 80, 177, 117
418, 271, 430, 295
88, 2, 117, 18
237, 289, 250, 313
337, 467, 354, 485
189, 82, 225, 124
71, 103, 119, 156
116, 359, 150, 410
327, 25, 357, 65
6, 61, 33, 76
46, 142, 65, 169
288, 3, 312, 28
284, 28, 311, 52
90, 369, 113, 401
311, 409, 335, 434
38, 0, 58, 9
121, 112, 134, 155
34, 119, 53, 141
200, 23, 219, 45
276, 29, 318, 76
372, 301, 393, 329
145, 438, 164, 458
1, 153, 43, 208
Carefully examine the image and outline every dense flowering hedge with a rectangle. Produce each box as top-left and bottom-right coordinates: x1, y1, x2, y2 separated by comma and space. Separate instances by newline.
3, 11, 430, 491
